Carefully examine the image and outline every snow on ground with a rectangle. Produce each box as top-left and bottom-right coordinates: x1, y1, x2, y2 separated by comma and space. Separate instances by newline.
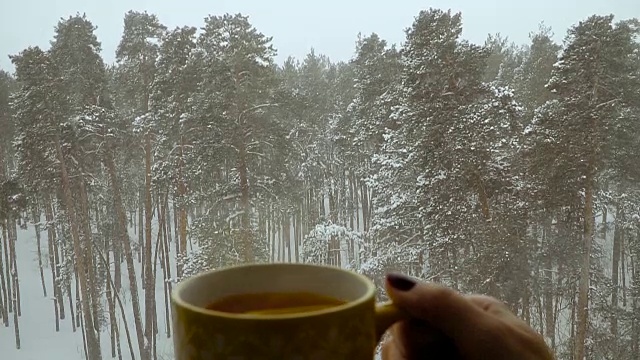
0, 221, 176, 360
1, 200, 369, 359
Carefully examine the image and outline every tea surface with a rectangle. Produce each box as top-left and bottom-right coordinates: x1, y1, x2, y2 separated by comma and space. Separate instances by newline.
205, 291, 346, 315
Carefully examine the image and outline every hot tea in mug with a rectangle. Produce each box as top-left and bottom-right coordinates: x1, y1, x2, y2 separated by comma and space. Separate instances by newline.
171, 263, 407, 359
205, 291, 347, 315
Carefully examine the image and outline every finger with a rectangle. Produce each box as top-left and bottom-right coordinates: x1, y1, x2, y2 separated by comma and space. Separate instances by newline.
381, 336, 405, 360
390, 319, 460, 359
467, 295, 555, 360
467, 295, 542, 333
385, 273, 495, 340
385, 273, 554, 360
466, 294, 514, 317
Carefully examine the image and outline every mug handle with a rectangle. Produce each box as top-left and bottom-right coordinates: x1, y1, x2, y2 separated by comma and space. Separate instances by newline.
374, 301, 410, 342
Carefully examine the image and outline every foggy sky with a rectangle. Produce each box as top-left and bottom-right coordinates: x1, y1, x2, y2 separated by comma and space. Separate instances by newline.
1, 0, 638, 73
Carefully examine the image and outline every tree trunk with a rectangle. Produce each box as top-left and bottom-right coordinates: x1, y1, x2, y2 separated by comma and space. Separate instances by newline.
161, 193, 172, 338
268, 207, 274, 262
66, 268, 76, 331
106, 237, 117, 358
632, 232, 640, 358
308, 186, 318, 227
610, 205, 623, 346
79, 300, 89, 360
280, 215, 285, 262
574, 166, 594, 360
475, 173, 492, 221
7, 215, 20, 349
237, 133, 254, 263
164, 195, 172, 245
152, 219, 161, 360
177, 136, 188, 278
0, 145, 8, 326
8, 218, 20, 316
340, 170, 348, 227
0, 263, 4, 327
78, 179, 100, 334
360, 181, 369, 232
295, 210, 300, 263
282, 211, 291, 263
95, 240, 136, 360
45, 197, 65, 321
1, 220, 10, 316
144, 132, 154, 359
138, 194, 143, 263
113, 214, 122, 292
115, 317, 123, 360
47, 221, 60, 331
328, 185, 340, 267
0, 221, 9, 327
12, 256, 20, 349
8, 215, 20, 316
55, 138, 101, 360
621, 235, 627, 307
353, 176, 360, 232
173, 194, 179, 257
542, 217, 555, 346
33, 210, 47, 297
522, 285, 531, 325
552, 262, 564, 352
104, 149, 147, 360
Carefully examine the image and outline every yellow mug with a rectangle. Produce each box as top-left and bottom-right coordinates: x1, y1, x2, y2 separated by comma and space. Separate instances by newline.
171, 263, 408, 359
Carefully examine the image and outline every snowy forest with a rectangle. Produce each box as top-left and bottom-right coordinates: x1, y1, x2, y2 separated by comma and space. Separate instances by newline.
0, 7, 639, 360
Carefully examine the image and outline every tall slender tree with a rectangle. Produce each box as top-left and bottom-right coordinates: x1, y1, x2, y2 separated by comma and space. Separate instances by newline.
529, 15, 640, 359
115, 10, 166, 360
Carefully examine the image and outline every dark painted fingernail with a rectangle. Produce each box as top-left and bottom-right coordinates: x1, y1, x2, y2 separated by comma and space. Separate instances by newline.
387, 273, 416, 291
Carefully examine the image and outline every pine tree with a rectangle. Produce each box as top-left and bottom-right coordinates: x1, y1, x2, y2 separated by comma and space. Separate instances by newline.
0, 71, 16, 173
116, 10, 166, 360
150, 25, 198, 279
188, 13, 280, 264
0, 71, 24, 342
530, 15, 640, 359
387, 9, 493, 285
514, 23, 561, 112
347, 34, 401, 220
513, 23, 563, 348
483, 33, 511, 83
49, 14, 112, 359
0, 72, 15, 328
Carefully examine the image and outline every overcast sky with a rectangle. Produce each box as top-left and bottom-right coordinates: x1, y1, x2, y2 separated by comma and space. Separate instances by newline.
1, 0, 638, 73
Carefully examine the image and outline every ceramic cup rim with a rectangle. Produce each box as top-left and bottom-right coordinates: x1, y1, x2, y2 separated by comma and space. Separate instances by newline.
171, 262, 377, 320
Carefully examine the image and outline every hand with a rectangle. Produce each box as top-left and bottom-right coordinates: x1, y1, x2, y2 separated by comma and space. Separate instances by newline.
381, 273, 554, 360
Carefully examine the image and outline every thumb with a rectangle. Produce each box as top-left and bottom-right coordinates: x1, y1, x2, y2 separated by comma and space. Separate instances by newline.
385, 273, 494, 342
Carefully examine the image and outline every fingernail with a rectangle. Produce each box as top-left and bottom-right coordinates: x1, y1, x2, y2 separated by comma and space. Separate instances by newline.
386, 273, 416, 291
